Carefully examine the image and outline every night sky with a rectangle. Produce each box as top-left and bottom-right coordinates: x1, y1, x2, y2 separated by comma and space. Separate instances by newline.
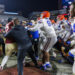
0, 0, 58, 17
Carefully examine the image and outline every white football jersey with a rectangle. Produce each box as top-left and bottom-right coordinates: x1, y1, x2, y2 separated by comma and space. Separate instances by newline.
70, 19, 75, 39
29, 18, 56, 37
38, 18, 56, 37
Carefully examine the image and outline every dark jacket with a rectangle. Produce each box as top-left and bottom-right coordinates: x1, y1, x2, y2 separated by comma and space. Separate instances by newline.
5, 25, 32, 50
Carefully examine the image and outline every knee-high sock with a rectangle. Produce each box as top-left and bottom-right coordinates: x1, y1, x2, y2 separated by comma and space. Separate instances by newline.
69, 49, 75, 74
73, 56, 75, 74
1, 56, 9, 68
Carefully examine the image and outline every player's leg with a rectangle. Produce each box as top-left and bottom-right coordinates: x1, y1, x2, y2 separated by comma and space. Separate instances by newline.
34, 38, 39, 60
17, 49, 26, 75
41, 38, 51, 70
0, 56, 9, 71
69, 49, 75, 75
43, 36, 57, 70
27, 46, 39, 67
0, 43, 17, 71
0, 44, 11, 71
0, 38, 5, 55
2, 41, 5, 56
64, 32, 70, 42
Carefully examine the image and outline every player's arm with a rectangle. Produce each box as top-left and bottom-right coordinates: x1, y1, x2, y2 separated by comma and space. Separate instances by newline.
56, 28, 64, 34
28, 23, 43, 31
4, 29, 12, 38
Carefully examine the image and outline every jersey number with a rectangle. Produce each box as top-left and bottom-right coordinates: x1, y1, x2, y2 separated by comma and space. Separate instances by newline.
73, 24, 75, 32
47, 21, 51, 26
